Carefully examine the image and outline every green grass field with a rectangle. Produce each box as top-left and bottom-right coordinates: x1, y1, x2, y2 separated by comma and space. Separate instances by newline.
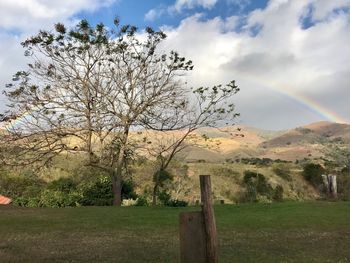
1, 202, 350, 262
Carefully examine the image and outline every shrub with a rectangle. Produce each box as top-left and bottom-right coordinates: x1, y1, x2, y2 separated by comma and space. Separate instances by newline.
243, 170, 258, 184
77, 176, 137, 206
272, 164, 292, 181
256, 174, 273, 196
13, 197, 30, 207
48, 177, 77, 193
166, 199, 188, 207
239, 182, 258, 202
77, 176, 113, 206
26, 197, 41, 208
157, 190, 188, 207
40, 190, 80, 207
135, 195, 149, 206
273, 185, 284, 201
243, 171, 273, 196
240, 158, 273, 166
256, 195, 272, 203
240, 171, 274, 202
122, 180, 138, 200
22, 185, 42, 198
211, 166, 239, 178
302, 163, 325, 187
122, 198, 137, 206
0, 170, 43, 198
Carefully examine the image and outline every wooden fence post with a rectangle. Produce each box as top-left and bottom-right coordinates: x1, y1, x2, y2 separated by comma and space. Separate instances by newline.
179, 175, 219, 263
179, 211, 207, 263
200, 175, 219, 263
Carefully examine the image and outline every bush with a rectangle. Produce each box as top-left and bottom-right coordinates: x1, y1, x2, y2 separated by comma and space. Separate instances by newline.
135, 195, 149, 206
22, 185, 42, 198
26, 197, 41, 207
122, 180, 138, 200
48, 177, 77, 193
40, 190, 80, 207
239, 182, 258, 202
157, 190, 188, 207
13, 197, 30, 207
122, 198, 137, 206
240, 171, 274, 202
273, 185, 284, 201
243, 171, 273, 196
166, 199, 188, 207
302, 163, 325, 187
211, 166, 239, 178
0, 170, 43, 198
272, 164, 292, 181
243, 170, 258, 184
78, 176, 137, 206
240, 158, 273, 166
256, 195, 272, 203
77, 176, 114, 206
256, 174, 273, 196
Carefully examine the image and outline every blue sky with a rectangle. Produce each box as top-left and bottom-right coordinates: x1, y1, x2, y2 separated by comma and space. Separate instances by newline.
77, 0, 269, 30
0, 0, 350, 130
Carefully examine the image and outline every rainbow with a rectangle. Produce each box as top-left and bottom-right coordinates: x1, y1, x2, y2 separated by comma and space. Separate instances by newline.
3, 106, 40, 131
237, 73, 349, 124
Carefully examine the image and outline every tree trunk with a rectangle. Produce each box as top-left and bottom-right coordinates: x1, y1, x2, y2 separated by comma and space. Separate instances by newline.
152, 183, 159, 206
152, 170, 162, 206
112, 173, 122, 206
113, 125, 130, 206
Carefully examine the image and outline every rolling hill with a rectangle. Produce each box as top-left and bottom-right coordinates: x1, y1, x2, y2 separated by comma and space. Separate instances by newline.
178, 121, 350, 162
1, 120, 349, 162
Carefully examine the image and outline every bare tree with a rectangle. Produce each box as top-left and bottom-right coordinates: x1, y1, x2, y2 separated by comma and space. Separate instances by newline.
1, 19, 194, 206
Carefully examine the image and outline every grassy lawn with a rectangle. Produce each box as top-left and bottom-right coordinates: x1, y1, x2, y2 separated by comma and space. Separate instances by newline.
1, 202, 350, 262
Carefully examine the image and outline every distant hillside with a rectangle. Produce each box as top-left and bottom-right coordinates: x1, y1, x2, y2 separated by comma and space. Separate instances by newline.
177, 121, 350, 163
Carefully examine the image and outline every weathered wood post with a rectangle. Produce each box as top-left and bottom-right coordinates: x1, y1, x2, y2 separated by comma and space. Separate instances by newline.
200, 175, 219, 263
179, 211, 207, 263
179, 175, 218, 263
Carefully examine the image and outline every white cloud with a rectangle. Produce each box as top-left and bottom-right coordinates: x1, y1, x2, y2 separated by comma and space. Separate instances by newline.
226, 0, 251, 11
0, 0, 117, 111
0, 0, 117, 31
171, 0, 218, 13
159, 0, 350, 129
145, 0, 218, 21
145, 8, 165, 21
311, 0, 350, 21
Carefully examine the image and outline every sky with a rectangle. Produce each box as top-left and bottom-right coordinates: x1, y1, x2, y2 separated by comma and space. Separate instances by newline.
0, 0, 349, 130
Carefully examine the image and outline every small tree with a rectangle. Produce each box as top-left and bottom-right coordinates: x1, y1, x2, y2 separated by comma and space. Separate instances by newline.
139, 80, 239, 205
